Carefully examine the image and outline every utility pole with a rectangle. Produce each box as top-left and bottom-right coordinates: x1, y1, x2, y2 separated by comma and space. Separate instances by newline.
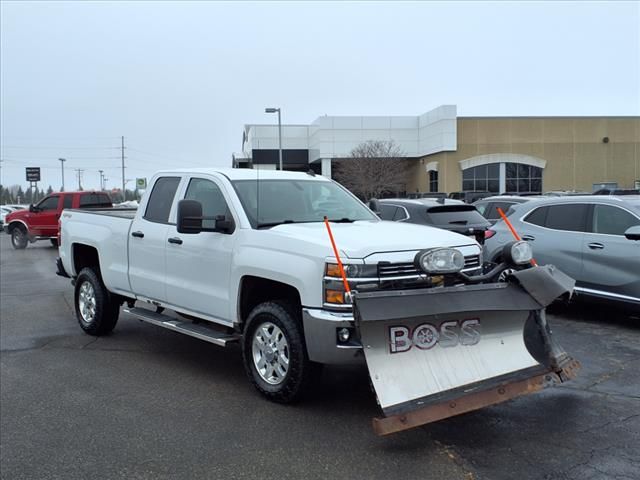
75, 169, 84, 190
99, 170, 104, 190
121, 136, 126, 194
58, 158, 66, 191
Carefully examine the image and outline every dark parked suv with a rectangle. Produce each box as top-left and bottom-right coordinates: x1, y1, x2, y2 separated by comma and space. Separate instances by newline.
374, 198, 491, 244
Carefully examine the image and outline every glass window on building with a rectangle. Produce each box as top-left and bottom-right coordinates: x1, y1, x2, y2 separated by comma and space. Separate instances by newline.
429, 171, 438, 192
461, 162, 543, 194
462, 163, 500, 193
505, 163, 542, 194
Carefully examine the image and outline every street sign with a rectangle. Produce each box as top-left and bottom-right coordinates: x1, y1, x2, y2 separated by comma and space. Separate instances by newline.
136, 178, 147, 189
26, 167, 41, 182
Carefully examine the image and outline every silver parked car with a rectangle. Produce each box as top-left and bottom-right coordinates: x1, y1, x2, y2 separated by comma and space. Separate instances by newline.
473, 195, 539, 225
484, 196, 640, 307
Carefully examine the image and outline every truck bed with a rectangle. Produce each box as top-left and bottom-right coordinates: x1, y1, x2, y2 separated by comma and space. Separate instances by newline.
66, 208, 137, 220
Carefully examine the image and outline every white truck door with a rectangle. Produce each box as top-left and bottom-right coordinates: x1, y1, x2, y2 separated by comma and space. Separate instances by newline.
128, 176, 182, 302
165, 176, 235, 322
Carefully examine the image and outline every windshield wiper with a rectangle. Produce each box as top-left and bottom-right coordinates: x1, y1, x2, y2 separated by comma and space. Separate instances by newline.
256, 220, 296, 229
326, 218, 356, 223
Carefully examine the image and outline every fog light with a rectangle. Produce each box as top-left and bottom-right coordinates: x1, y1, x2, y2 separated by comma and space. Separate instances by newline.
338, 328, 351, 342
503, 240, 533, 266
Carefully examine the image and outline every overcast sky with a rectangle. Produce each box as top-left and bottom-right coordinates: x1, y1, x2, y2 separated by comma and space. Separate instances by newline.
1, 1, 639, 191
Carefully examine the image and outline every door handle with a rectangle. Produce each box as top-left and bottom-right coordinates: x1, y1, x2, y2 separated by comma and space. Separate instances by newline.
521, 235, 535, 241
168, 237, 183, 245
588, 242, 604, 250
131, 231, 144, 238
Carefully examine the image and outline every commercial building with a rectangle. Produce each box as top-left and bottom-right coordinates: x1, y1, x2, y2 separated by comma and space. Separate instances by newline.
234, 106, 640, 194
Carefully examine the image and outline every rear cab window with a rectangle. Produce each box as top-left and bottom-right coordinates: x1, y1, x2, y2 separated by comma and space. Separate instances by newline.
144, 177, 181, 224
79, 193, 112, 208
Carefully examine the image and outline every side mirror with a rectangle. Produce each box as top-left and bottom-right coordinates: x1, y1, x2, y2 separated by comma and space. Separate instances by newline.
368, 198, 381, 215
177, 199, 203, 234
624, 225, 640, 241
29, 204, 36, 213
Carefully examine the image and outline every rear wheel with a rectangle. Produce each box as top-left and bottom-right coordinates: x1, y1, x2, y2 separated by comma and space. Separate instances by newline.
50, 238, 58, 247
74, 267, 119, 335
10, 226, 28, 249
242, 301, 321, 403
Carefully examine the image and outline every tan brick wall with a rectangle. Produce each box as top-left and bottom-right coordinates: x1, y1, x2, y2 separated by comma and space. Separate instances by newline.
408, 117, 640, 194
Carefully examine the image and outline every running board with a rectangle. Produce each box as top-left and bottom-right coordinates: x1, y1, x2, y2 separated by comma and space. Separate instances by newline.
123, 307, 240, 347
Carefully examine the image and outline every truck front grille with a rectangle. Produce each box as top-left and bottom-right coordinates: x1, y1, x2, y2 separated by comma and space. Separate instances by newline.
378, 254, 481, 279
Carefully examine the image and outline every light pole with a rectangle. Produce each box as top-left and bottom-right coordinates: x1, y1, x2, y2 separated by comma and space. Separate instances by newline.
99, 170, 104, 190
265, 107, 282, 170
58, 158, 66, 191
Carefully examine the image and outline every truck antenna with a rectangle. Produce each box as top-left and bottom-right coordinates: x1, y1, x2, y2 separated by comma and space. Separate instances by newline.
323, 216, 351, 296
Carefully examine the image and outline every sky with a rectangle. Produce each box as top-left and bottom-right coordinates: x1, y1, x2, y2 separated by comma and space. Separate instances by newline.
1, 1, 639, 191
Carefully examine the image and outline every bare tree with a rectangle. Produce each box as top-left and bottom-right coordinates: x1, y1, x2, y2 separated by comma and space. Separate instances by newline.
333, 140, 410, 200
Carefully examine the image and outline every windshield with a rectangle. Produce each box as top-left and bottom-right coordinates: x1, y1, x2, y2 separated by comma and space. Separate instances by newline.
232, 179, 377, 228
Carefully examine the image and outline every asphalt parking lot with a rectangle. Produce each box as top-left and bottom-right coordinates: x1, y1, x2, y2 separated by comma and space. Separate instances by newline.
1, 236, 639, 480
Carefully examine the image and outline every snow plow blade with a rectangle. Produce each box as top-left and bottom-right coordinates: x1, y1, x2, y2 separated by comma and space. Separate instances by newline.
353, 265, 580, 436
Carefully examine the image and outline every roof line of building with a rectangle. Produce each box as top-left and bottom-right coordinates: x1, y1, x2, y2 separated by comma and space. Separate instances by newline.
458, 115, 640, 119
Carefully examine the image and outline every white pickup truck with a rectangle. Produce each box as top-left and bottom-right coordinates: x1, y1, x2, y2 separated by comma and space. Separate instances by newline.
58, 168, 579, 435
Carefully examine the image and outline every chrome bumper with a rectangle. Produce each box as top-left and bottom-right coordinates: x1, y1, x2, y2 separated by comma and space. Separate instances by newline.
302, 308, 364, 365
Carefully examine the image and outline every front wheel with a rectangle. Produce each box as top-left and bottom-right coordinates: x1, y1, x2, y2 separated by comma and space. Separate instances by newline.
74, 267, 119, 335
11, 226, 28, 249
242, 301, 321, 403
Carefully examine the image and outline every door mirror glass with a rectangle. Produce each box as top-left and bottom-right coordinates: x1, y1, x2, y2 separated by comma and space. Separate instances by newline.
177, 199, 203, 234
624, 225, 640, 241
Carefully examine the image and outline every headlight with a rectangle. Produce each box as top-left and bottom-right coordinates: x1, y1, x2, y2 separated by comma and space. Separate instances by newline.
414, 248, 465, 274
502, 240, 533, 265
325, 263, 377, 278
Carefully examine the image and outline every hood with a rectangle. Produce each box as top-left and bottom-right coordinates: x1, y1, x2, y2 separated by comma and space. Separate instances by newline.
5, 209, 29, 222
263, 220, 479, 259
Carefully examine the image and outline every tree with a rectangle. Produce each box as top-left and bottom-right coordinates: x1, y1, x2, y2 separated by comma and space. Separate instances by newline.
332, 140, 411, 200
46, 185, 54, 195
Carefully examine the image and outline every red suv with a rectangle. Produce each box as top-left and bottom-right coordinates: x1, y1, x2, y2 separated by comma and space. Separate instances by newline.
3, 191, 112, 249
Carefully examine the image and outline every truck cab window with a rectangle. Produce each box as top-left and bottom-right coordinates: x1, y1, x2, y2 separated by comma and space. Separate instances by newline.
184, 178, 231, 229
144, 177, 181, 223
63, 195, 73, 209
37, 196, 60, 211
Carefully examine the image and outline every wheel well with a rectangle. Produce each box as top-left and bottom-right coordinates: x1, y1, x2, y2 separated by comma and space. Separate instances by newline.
7, 221, 26, 233
73, 244, 100, 276
238, 276, 301, 324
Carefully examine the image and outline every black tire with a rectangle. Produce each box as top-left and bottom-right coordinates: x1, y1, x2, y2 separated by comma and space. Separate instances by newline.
10, 225, 28, 249
242, 301, 321, 403
50, 238, 58, 247
74, 267, 119, 336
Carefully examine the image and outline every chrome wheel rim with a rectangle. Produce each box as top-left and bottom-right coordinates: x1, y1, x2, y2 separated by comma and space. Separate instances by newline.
78, 281, 97, 323
252, 322, 289, 385
12, 230, 24, 246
